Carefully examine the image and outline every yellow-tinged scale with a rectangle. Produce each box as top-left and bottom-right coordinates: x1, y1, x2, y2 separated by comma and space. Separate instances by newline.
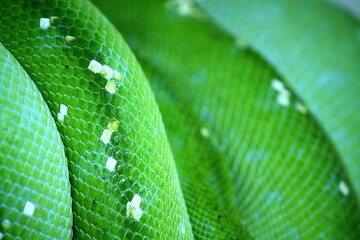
50, 16, 59, 25
113, 70, 122, 81
101, 65, 114, 80
57, 113, 65, 123
107, 119, 119, 132
65, 36, 76, 45
100, 119, 120, 144
277, 91, 290, 107
105, 80, 117, 94
1, 219, 10, 230
126, 194, 143, 221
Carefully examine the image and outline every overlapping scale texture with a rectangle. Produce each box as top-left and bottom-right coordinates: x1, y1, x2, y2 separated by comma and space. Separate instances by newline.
0, 43, 72, 239
0, 0, 192, 239
194, 0, 360, 199
93, 0, 360, 239
1, 0, 360, 239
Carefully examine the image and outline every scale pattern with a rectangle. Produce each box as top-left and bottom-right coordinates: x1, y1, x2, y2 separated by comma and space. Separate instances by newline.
93, 0, 360, 239
0, 43, 72, 239
1, 0, 360, 239
194, 0, 360, 199
0, 0, 192, 239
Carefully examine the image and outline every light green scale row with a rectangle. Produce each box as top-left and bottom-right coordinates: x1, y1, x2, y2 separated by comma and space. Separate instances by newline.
0, 43, 72, 239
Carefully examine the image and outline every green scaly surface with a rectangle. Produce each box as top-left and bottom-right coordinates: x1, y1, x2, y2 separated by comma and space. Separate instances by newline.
0, 43, 72, 239
193, 0, 360, 199
0, 0, 192, 239
93, 0, 360, 239
1, 0, 360, 239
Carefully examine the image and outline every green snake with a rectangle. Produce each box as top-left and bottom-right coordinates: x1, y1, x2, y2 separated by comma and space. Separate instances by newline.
1, 0, 359, 239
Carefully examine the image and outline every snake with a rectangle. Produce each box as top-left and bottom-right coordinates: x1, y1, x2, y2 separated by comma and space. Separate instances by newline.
1, 0, 359, 239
